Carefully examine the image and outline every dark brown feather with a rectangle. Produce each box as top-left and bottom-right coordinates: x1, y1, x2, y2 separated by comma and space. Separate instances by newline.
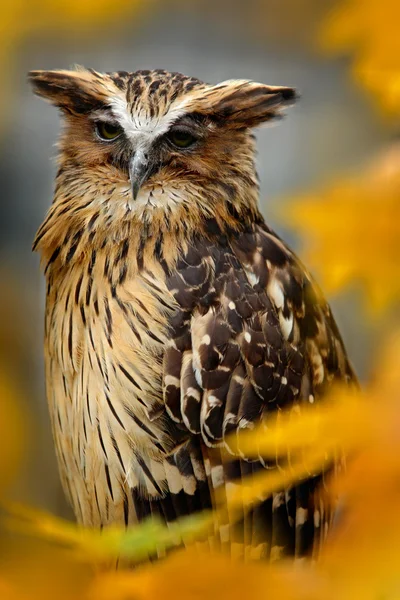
161, 220, 355, 557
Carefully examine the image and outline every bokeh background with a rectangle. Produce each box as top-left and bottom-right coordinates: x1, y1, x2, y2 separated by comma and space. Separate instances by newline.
1, 0, 397, 523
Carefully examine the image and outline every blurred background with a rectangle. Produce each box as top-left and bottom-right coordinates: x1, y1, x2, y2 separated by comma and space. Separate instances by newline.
0, 0, 397, 520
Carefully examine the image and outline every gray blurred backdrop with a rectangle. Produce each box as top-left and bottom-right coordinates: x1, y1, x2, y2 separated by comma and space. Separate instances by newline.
1, 0, 390, 518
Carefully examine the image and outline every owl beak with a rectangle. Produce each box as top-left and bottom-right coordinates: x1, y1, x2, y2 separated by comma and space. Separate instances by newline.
129, 150, 151, 200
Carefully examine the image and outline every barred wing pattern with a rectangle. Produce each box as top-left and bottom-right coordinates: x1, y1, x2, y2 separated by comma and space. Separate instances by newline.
161, 221, 355, 559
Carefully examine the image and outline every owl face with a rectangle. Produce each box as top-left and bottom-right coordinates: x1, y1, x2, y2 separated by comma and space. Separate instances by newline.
29, 68, 297, 219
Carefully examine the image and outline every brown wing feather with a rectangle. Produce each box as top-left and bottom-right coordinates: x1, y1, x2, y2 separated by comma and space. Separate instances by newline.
162, 220, 356, 558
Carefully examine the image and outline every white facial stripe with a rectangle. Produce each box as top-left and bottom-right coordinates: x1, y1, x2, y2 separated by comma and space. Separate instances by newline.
88, 109, 119, 123
109, 95, 193, 145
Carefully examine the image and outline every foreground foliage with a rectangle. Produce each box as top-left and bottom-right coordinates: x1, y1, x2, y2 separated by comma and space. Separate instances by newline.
2, 334, 400, 598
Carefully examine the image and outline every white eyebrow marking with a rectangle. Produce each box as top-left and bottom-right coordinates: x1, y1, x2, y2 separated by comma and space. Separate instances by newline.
109, 95, 194, 143
88, 109, 119, 123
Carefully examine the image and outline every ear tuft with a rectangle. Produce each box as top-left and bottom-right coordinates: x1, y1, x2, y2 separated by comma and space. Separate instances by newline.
277, 87, 299, 102
28, 68, 110, 115
184, 80, 299, 129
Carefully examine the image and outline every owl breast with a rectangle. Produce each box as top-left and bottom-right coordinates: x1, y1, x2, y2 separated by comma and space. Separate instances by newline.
44, 257, 176, 527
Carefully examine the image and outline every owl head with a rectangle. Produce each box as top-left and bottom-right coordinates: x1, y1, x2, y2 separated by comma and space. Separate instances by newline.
30, 68, 297, 256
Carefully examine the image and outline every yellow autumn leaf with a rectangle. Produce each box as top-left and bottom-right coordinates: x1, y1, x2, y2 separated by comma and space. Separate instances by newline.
278, 145, 400, 312
319, 446, 400, 599
2, 501, 214, 564
88, 547, 331, 600
0, 578, 25, 600
320, 0, 400, 116
0, 540, 91, 600
223, 389, 367, 461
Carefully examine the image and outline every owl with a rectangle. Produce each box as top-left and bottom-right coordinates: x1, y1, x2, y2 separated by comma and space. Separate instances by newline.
29, 67, 356, 561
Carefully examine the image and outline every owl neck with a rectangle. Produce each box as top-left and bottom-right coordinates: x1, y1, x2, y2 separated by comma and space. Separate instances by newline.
34, 170, 263, 277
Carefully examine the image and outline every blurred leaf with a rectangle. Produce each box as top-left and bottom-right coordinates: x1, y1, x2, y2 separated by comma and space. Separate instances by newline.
320, 0, 400, 117
223, 389, 367, 460
88, 547, 331, 600
2, 501, 213, 563
0, 541, 90, 600
316, 332, 400, 599
3, 331, 400, 597
278, 145, 400, 312
0, 578, 24, 600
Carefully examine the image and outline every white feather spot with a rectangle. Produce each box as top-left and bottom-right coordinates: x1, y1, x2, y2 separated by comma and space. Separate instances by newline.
268, 279, 285, 310
309, 394, 315, 404
279, 311, 294, 340
164, 461, 183, 494
224, 412, 237, 425
202, 420, 219, 446
202, 334, 211, 345
228, 301, 236, 310
211, 465, 224, 488
164, 375, 180, 388
281, 376, 287, 385
191, 457, 207, 482
182, 475, 197, 495
245, 269, 259, 287
272, 492, 285, 509
238, 418, 254, 430
194, 367, 202, 388
186, 387, 201, 402
296, 507, 308, 526
208, 395, 221, 408
244, 332, 252, 343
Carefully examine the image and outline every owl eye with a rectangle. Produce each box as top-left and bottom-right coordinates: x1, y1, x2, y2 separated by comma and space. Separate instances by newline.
167, 128, 197, 149
95, 121, 123, 141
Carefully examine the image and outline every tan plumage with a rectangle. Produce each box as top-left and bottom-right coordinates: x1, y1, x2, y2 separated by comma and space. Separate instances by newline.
30, 67, 356, 559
